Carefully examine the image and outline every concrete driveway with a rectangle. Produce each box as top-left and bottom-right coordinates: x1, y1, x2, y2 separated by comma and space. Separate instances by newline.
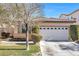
40, 41, 79, 56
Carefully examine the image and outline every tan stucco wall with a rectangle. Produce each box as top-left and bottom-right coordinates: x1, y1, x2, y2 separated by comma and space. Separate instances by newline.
36, 22, 75, 27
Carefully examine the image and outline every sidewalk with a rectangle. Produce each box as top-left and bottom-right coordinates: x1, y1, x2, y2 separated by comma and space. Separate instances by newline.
40, 41, 54, 56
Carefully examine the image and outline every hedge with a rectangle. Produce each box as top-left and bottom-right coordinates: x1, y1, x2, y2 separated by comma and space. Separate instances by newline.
31, 33, 42, 44
70, 25, 79, 41
32, 25, 40, 34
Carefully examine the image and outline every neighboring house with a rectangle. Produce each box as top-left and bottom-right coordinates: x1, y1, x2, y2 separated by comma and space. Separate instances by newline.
35, 17, 76, 41
0, 18, 76, 41
59, 9, 79, 24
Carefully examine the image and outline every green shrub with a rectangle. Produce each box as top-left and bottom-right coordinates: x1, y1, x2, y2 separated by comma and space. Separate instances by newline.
32, 25, 40, 34
31, 33, 42, 44
32, 25, 42, 44
70, 25, 78, 41
1, 32, 10, 39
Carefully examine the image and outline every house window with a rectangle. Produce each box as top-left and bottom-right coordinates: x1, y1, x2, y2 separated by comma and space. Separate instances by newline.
62, 28, 64, 30
58, 28, 60, 29
68, 16, 72, 20
65, 28, 68, 30
43, 28, 45, 29
55, 28, 57, 29
40, 28, 42, 29
51, 28, 53, 29
47, 28, 49, 29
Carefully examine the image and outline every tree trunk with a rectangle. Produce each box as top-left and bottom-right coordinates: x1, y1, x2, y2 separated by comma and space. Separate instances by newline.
26, 23, 29, 50
26, 31, 29, 50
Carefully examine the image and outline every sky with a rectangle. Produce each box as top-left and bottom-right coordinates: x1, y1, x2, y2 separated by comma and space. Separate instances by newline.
43, 3, 79, 18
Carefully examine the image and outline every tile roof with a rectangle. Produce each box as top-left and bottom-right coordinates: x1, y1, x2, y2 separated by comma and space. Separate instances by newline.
39, 23, 72, 27
35, 17, 76, 22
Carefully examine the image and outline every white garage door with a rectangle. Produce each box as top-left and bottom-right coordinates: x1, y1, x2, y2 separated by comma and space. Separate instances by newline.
40, 27, 69, 41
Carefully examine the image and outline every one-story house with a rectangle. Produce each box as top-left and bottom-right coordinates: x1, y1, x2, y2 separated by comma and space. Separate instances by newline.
35, 17, 76, 41
0, 9, 79, 41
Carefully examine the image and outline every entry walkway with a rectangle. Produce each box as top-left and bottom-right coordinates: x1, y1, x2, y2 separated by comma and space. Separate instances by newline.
0, 41, 33, 46
40, 41, 79, 56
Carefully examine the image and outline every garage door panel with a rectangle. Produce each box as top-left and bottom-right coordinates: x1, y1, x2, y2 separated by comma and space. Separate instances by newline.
40, 27, 69, 41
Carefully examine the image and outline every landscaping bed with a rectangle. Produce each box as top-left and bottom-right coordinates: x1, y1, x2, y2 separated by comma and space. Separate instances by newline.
0, 44, 40, 56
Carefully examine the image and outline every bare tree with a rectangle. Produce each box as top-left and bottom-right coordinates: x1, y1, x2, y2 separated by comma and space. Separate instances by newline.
10, 3, 43, 50
22, 3, 43, 50
0, 3, 43, 50
7, 4, 24, 33
0, 4, 10, 33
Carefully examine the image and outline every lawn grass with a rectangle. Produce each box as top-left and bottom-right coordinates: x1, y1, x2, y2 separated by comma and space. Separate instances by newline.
0, 44, 40, 56
0, 45, 26, 49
